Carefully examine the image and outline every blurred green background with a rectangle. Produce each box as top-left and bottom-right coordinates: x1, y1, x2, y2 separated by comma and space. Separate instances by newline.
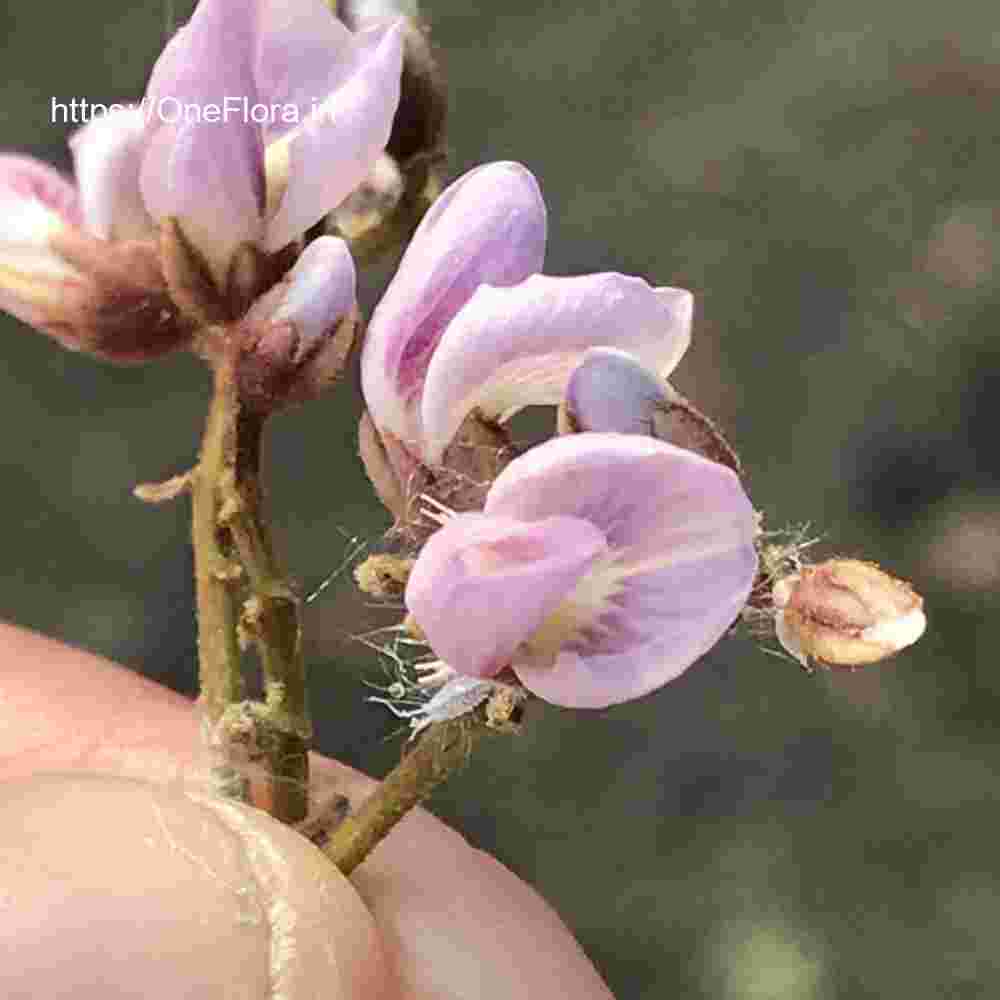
2, 1, 998, 996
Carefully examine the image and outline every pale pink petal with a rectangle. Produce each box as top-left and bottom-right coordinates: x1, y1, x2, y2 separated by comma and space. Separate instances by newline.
141, 0, 265, 281
0, 155, 83, 327
420, 274, 693, 462
360, 161, 546, 452
262, 20, 404, 252
140, 117, 265, 285
143, 0, 258, 112
341, 0, 420, 22
0, 154, 82, 247
563, 347, 669, 434
271, 235, 356, 343
652, 286, 693, 375
512, 548, 756, 708
485, 433, 758, 707
405, 512, 609, 678
254, 0, 361, 136
69, 107, 156, 242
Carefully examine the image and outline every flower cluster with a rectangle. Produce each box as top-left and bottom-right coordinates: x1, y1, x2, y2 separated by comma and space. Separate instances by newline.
0, 0, 406, 404
351, 158, 760, 708
0, 0, 923, 727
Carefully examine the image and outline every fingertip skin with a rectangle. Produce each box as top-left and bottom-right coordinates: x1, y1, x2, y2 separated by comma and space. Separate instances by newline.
0, 622, 615, 998
0, 773, 394, 1000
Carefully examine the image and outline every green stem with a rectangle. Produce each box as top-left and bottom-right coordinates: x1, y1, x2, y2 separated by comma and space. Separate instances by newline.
190, 357, 311, 823
221, 404, 311, 824
323, 718, 483, 876
191, 364, 246, 795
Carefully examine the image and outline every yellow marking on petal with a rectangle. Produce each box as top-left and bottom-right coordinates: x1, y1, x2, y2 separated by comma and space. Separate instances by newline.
0, 265, 60, 305
263, 140, 290, 221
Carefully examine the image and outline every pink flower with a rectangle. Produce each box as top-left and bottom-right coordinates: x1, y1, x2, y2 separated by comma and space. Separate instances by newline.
405, 433, 758, 708
0, 0, 397, 360
140, 0, 404, 285
360, 162, 693, 469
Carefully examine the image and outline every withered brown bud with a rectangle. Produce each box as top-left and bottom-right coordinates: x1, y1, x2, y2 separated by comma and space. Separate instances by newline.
41, 229, 196, 362
353, 553, 415, 598
772, 559, 926, 669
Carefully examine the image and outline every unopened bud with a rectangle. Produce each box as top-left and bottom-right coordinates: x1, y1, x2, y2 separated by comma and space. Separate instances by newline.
235, 236, 357, 411
560, 347, 742, 475
772, 559, 926, 669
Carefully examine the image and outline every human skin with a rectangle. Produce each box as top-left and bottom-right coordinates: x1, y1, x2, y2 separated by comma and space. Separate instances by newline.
0, 623, 613, 999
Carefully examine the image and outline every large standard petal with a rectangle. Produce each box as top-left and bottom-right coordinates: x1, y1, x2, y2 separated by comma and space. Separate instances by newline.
141, 0, 265, 281
360, 161, 546, 452
262, 19, 404, 252
69, 107, 156, 242
143, 0, 258, 113
140, 116, 265, 286
405, 512, 610, 678
485, 434, 758, 707
254, 0, 361, 136
420, 274, 693, 463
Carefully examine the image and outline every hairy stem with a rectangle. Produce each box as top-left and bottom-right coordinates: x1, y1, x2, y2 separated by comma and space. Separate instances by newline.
191, 364, 246, 797
191, 357, 311, 823
222, 402, 311, 824
323, 718, 483, 875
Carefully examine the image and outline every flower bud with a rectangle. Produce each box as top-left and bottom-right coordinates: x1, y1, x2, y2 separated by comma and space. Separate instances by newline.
772, 559, 926, 668
560, 347, 742, 475
235, 236, 357, 411
354, 553, 415, 598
